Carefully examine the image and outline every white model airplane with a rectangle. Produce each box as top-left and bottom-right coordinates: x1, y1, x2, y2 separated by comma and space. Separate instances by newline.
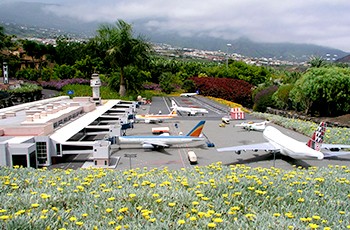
117, 120, 206, 149
135, 109, 177, 123
180, 92, 198, 97
235, 120, 270, 131
171, 100, 208, 116
218, 121, 350, 160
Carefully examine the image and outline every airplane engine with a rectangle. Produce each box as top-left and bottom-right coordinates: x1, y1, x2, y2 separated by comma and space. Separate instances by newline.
142, 144, 154, 149
235, 150, 241, 155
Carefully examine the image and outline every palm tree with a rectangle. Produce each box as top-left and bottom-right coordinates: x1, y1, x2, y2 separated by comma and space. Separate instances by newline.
94, 20, 151, 96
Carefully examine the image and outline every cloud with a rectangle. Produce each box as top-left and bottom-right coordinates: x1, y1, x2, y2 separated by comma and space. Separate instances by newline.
19, 0, 350, 51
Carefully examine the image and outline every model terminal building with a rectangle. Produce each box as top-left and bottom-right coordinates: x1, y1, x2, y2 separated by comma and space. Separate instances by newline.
0, 74, 136, 168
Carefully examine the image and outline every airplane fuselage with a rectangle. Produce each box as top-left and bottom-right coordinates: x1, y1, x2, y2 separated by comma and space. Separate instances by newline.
118, 136, 204, 145
176, 107, 208, 115
263, 126, 324, 159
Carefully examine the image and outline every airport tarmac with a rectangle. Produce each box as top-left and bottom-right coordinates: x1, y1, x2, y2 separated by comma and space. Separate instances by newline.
111, 97, 350, 171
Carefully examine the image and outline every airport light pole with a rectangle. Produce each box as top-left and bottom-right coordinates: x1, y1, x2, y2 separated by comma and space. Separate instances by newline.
226, 43, 232, 69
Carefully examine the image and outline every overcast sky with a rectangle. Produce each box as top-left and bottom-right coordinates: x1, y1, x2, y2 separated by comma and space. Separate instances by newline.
8, 0, 350, 51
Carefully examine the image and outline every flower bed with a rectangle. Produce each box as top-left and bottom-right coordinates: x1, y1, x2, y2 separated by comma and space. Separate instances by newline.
0, 164, 349, 229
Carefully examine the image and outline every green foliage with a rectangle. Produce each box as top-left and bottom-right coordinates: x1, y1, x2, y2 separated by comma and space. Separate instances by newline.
7, 82, 42, 93
308, 56, 327, 68
53, 64, 84, 79
15, 68, 39, 81
272, 84, 294, 110
182, 79, 196, 92
40, 67, 54, 81
159, 72, 179, 94
54, 37, 86, 65
253, 85, 278, 112
289, 67, 350, 116
74, 55, 104, 78
201, 61, 271, 86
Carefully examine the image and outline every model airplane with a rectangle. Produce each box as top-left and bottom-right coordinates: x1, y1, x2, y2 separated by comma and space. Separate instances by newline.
117, 120, 206, 149
218, 121, 350, 160
235, 120, 270, 131
135, 109, 177, 123
180, 92, 198, 97
171, 100, 208, 116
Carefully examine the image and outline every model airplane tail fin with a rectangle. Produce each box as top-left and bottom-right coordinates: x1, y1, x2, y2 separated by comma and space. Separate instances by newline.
307, 121, 326, 151
186, 120, 206, 137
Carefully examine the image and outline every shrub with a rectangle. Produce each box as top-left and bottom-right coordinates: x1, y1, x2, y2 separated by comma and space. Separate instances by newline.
289, 67, 350, 116
191, 77, 253, 107
272, 84, 294, 110
253, 85, 278, 112
15, 68, 39, 81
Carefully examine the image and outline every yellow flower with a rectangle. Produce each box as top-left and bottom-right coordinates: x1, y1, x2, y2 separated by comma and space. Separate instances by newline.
118, 207, 128, 213
208, 222, 216, 228
31, 203, 40, 208
213, 218, 223, 223
190, 216, 197, 221
168, 202, 176, 207
108, 197, 115, 201
297, 198, 305, 202
69, 216, 77, 222
82, 213, 88, 217
309, 223, 319, 229
192, 201, 199, 206
129, 194, 136, 198
273, 213, 280, 217
76, 221, 83, 226
0, 215, 10, 220
15, 210, 26, 215
178, 219, 185, 225
106, 208, 113, 213
109, 221, 116, 225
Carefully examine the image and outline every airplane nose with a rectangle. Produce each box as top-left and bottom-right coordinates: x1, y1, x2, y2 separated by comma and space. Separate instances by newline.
317, 153, 324, 160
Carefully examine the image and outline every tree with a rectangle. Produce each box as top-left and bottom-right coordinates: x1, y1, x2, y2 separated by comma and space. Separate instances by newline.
94, 20, 152, 96
289, 67, 350, 116
308, 56, 327, 68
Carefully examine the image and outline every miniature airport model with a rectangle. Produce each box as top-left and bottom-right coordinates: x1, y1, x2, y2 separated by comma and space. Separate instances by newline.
0, 74, 137, 168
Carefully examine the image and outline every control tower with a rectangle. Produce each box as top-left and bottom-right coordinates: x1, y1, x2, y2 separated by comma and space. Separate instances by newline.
90, 73, 101, 105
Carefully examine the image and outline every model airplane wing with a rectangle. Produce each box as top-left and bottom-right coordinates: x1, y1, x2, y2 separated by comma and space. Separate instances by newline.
217, 142, 278, 152
143, 140, 170, 148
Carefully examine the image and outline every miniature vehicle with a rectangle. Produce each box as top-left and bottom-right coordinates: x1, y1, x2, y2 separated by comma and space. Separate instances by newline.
206, 142, 215, 147
187, 151, 198, 164
222, 116, 230, 124
152, 127, 170, 135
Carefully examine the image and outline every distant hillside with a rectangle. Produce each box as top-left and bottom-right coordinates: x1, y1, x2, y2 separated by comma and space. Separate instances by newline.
1, 1, 348, 62
335, 54, 350, 63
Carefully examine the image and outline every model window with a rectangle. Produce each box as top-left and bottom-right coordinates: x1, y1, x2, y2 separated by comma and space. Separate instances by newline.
36, 142, 47, 165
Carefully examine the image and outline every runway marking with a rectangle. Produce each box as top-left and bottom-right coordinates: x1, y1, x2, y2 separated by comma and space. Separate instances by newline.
162, 97, 171, 112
